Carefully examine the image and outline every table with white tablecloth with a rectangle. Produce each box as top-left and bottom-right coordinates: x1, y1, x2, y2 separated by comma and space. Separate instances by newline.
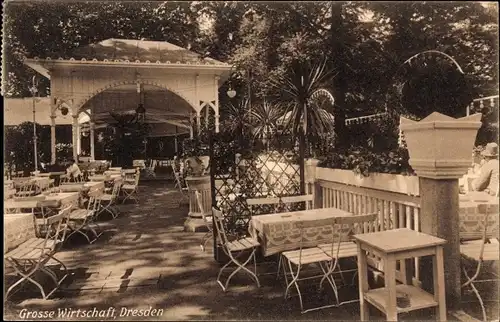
4, 192, 80, 213
4, 213, 36, 253
59, 181, 105, 193
89, 174, 122, 182
459, 192, 499, 240
250, 207, 354, 257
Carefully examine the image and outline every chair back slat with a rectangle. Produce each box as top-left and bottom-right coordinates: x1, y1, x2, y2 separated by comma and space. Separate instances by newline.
293, 217, 336, 230
281, 195, 313, 203
247, 197, 281, 206
33, 205, 72, 255
281, 194, 313, 211
335, 213, 378, 225
328, 213, 378, 261
111, 179, 122, 198
212, 207, 229, 245
134, 171, 141, 186
247, 197, 282, 215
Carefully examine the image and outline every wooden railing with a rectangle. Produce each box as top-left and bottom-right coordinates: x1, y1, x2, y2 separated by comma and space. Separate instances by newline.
307, 166, 422, 284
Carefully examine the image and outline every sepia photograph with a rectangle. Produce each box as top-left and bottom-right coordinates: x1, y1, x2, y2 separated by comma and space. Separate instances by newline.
2, 1, 499, 321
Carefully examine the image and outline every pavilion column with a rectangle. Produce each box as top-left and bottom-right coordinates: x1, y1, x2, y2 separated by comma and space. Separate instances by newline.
174, 127, 179, 155
214, 76, 220, 133
196, 111, 201, 135
72, 114, 79, 161
90, 122, 95, 161
50, 115, 57, 164
76, 124, 81, 156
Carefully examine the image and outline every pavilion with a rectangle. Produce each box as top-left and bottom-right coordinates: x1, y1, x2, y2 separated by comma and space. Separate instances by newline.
24, 38, 232, 163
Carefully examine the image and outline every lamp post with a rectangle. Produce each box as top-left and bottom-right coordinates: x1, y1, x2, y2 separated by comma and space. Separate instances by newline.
29, 76, 39, 172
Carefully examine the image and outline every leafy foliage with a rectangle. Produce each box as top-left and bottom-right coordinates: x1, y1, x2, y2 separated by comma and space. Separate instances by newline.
3, 1, 498, 174
270, 59, 336, 139
101, 114, 151, 167
4, 122, 51, 171
320, 146, 414, 177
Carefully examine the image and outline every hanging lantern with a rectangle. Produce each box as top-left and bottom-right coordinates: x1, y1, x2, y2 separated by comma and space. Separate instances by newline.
227, 86, 236, 98
60, 106, 69, 116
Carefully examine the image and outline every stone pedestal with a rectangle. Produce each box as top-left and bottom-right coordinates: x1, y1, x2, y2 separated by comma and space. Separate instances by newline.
184, 175, 212, 232
400, 112, 482, 310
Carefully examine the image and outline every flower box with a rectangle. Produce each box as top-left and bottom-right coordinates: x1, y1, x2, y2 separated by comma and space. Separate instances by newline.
316, 168, 419, 196
400, 112, 482, 179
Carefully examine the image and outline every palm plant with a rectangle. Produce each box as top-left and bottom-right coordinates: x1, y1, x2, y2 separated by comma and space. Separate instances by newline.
271, 58, 336, 153
220, 98, 252, 143
250, 99, 285, 150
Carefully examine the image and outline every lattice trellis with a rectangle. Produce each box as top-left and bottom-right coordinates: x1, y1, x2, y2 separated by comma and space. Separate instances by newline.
211, 132, 304, 238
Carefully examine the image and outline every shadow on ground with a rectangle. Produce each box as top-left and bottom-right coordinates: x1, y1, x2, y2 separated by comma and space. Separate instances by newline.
4, 182, 498, 321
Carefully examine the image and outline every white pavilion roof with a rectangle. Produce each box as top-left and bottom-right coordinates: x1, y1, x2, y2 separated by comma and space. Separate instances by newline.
24, 38, 230, 79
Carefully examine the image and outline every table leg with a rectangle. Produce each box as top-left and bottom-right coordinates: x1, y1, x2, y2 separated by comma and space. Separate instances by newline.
399, 258, 414, 285
357, 243, 370, 321
433, 246, 447, 321
385, 254, 397, 321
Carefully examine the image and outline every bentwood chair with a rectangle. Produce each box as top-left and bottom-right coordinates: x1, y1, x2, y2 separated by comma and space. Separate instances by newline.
212, 207, 261, 292
195, 190, 213, 252
5, 206, 72, 300
460, 211, 499, 321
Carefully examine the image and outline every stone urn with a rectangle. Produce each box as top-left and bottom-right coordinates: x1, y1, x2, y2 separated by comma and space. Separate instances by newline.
184, 156, 209, 176
400, 112, 482, 179
184, 175, 211, 232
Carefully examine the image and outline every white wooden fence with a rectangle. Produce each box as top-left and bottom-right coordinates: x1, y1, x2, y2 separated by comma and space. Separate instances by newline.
307, 165, 422, 284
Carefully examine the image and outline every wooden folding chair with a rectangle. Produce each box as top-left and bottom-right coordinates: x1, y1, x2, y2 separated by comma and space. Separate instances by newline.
4, 206, 72, 300
14, 178, 36, 197
95, 179, 122, 219
195, 190, 213, 252
460, 211, 499, 322
317, 213, 378, 307
280, 217, 338, 313
172, 164, 187, 193
66, 189, 104, 244
121, 170, 140, 204
212, 207, 261, 292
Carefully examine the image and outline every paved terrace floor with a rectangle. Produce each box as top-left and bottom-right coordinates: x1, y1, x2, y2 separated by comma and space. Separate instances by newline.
4, 182, 498, 321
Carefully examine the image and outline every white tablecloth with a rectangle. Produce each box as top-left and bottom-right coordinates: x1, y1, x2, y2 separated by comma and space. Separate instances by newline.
4, 192, 80, 212
250, 207, 354, 256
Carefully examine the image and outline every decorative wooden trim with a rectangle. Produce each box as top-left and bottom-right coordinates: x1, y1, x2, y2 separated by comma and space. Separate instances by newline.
75, 79, 198, 115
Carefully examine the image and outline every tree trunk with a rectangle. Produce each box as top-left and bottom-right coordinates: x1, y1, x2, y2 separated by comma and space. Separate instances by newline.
331, 2, 348, 151
299, 127, 306, 195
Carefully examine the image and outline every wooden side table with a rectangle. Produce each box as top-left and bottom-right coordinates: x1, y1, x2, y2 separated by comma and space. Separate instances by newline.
354, 228, 447, 321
